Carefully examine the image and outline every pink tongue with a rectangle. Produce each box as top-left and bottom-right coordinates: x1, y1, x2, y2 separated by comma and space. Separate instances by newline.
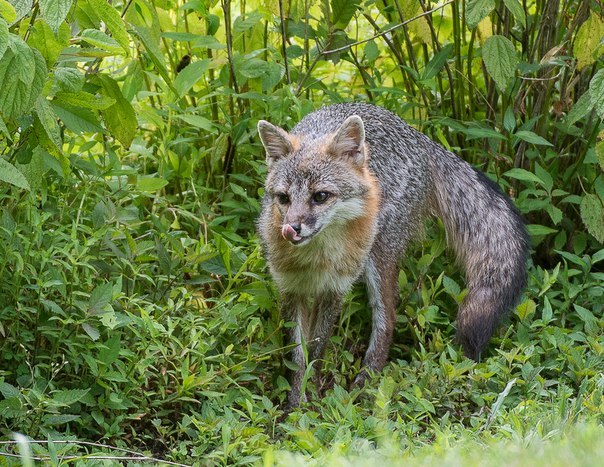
281, 224, 301, 242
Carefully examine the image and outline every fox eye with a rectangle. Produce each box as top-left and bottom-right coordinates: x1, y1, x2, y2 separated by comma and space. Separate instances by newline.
276, 193, 290, 204
312, 191, 329, 203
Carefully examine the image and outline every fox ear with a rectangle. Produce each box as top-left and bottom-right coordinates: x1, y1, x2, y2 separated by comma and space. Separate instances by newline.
258, 120, 294, 167
328, 115, 366, 167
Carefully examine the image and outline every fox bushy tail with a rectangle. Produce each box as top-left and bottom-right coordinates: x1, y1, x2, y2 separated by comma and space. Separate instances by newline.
429, 152, 529, 360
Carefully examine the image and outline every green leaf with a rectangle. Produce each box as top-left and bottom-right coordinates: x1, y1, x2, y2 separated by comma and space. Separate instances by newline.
573, 12, 604, 70
504, 168, 545, 185
54, 67, 84, 92
0, 114, 8, 137
534, 163, 553, 192
421, 43, 453, 81
136, 176, 168, 192
516, 298, 536, 320
588, 69, 604, 119
580, 194, 604, 243
260, 61, 284, 92
55, 91, 115, 110
466, 0, 495, 29
565, 89, 593, 126
330, 0, 360, 29
239, 58, 271, 79
80, 28, 123, 54
502, 0, 526, 28
191, 35, 226, 50
0, 158, 30, 189
51, 100, 104, 134
35, 97, 62, 151
0, 381, 20, 399
20, 146, 50, 187
545, 205, 563, 225
98, 333, 121, 366
27, 47, 47, 111
130, 26, 172, 89
6, 0, 31, 24
503, 107, 516, 132
574, 304, 598, 334
96, 74, 137, 148
513, 130, 553, 146
82, 323, 100, 341
50, 388, 90, 406
482, 35, 518, 91
0, 0, 16, 24
88, 282, 113, 315
527, 224, 557, 236
42, 414, 80, 425
463, 126, 506, 141
596, 141, 604, 172
28, 19, 70, 66
162, 31, 198, 41
0, 34, 34, 119
86, 0, 130, 54
0, 5, 13, 29
364, 40, 379, 63
442, 275, 461, 297
178, 114, 215, 132
173, 59, 210, 98
0, 20, 8, 63
233, 11, 263, 33
39, 0, 72, 33
592, 248, 604, 264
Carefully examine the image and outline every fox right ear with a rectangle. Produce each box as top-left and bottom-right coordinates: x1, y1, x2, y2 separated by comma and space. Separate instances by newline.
328, 115, 366, 168
257, 120, 294, 167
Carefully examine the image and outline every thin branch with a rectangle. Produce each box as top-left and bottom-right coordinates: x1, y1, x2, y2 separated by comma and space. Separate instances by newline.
278, 0, 291, 84
321, 0, 454, 55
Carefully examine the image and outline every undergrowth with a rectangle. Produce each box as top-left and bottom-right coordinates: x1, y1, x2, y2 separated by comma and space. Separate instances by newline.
0, 0, 603, 465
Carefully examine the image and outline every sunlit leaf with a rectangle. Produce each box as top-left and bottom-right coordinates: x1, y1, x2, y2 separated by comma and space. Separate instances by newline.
502, 0, 526, 28
86, 0, 130, 54
588, 69, 604, 119
466, 0, 495, 29
39, 0, 72, 33
580, 194, 604, 243
574, 12, 604, 70
482, 34, 518, 91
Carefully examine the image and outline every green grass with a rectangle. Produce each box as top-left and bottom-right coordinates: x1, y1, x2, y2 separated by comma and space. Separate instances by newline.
0, 177, 602, 464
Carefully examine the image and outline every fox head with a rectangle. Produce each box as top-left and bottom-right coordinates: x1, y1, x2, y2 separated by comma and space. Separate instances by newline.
257, 115, 379, 246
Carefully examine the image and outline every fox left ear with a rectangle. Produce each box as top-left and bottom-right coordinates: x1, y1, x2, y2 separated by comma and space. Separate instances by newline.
257, 120, 295, 168
328, 115, 366, 167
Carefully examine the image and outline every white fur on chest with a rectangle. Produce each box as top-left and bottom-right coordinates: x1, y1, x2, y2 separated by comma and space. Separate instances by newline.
272, 227, 364, 296
274, 269, 356, 295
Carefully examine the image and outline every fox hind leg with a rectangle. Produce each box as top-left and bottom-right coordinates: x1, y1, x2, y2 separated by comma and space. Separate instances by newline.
353, 255, 399, 387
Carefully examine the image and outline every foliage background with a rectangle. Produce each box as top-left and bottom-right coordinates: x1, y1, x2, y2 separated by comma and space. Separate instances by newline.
0, 0, 603, 464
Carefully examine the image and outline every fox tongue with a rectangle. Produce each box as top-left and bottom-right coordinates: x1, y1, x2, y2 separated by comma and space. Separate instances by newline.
281, 224, 301, 242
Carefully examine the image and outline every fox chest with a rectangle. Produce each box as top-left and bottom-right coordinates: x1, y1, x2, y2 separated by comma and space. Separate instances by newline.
269, 234, 368, 296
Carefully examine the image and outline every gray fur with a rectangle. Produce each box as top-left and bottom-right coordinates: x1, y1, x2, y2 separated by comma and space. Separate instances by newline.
258, 103, 529, 407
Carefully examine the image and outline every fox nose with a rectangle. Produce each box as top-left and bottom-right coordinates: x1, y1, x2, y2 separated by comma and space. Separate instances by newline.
289, 222, 301, 234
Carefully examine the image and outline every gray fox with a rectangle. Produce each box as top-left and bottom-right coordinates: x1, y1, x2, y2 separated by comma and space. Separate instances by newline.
257, 103, 529, 408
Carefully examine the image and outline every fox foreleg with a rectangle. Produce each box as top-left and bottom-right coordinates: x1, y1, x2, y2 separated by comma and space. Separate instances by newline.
281, 291, 343, 408
279, 293, 308, 408
307, 291, 343, 384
